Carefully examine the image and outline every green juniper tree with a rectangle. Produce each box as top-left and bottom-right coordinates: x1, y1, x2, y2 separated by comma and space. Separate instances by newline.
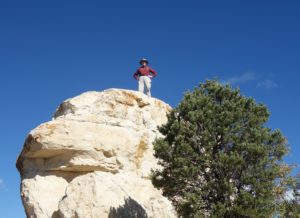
152, 80, 291, 218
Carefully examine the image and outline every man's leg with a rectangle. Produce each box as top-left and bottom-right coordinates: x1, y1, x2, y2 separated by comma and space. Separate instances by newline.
144, 76, 152, 97
138, 76, 144, 93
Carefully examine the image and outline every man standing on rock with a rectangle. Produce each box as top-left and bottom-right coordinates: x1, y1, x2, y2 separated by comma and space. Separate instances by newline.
133, 58, 157, 97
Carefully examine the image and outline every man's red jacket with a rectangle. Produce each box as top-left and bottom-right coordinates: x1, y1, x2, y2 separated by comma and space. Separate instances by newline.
133, 66, 158, 80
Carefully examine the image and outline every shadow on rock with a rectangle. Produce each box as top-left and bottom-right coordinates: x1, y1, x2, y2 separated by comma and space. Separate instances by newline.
108, 197, 148, 218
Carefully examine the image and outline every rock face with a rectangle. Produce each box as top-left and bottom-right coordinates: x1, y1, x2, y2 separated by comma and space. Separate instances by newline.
17, 89, 176, 218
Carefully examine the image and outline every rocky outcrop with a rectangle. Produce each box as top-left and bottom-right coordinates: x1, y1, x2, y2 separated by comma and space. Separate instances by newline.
17, 89, 176, 218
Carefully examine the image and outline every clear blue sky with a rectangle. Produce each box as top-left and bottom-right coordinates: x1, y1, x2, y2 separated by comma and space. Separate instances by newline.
1, 1, 299, 217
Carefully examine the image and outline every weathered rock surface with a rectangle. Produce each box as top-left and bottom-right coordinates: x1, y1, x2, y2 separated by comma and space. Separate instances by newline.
17, 89, 176, 218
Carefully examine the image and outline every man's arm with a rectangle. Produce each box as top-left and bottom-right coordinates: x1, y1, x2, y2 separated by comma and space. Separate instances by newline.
133, 70, 139, 80
149, 67, 157, 78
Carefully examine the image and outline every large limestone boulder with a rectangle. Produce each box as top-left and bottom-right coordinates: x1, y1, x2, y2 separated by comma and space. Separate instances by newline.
17, 89, 176, 218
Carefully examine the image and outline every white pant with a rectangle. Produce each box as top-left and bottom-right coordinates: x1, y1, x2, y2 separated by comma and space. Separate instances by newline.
138, 76, 151, 97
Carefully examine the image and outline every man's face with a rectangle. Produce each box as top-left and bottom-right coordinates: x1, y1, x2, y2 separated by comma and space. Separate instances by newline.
142, 61, 147, 66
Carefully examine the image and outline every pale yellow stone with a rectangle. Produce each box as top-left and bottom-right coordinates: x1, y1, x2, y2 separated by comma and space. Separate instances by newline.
17, 89, 176, 218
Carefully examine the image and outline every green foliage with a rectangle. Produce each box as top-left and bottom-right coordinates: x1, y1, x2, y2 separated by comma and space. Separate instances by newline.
152, 80, 291, 217
277, 173, 300, 217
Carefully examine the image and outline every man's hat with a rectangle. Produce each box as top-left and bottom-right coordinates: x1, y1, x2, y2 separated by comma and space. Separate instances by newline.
139, 58, 149, 65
